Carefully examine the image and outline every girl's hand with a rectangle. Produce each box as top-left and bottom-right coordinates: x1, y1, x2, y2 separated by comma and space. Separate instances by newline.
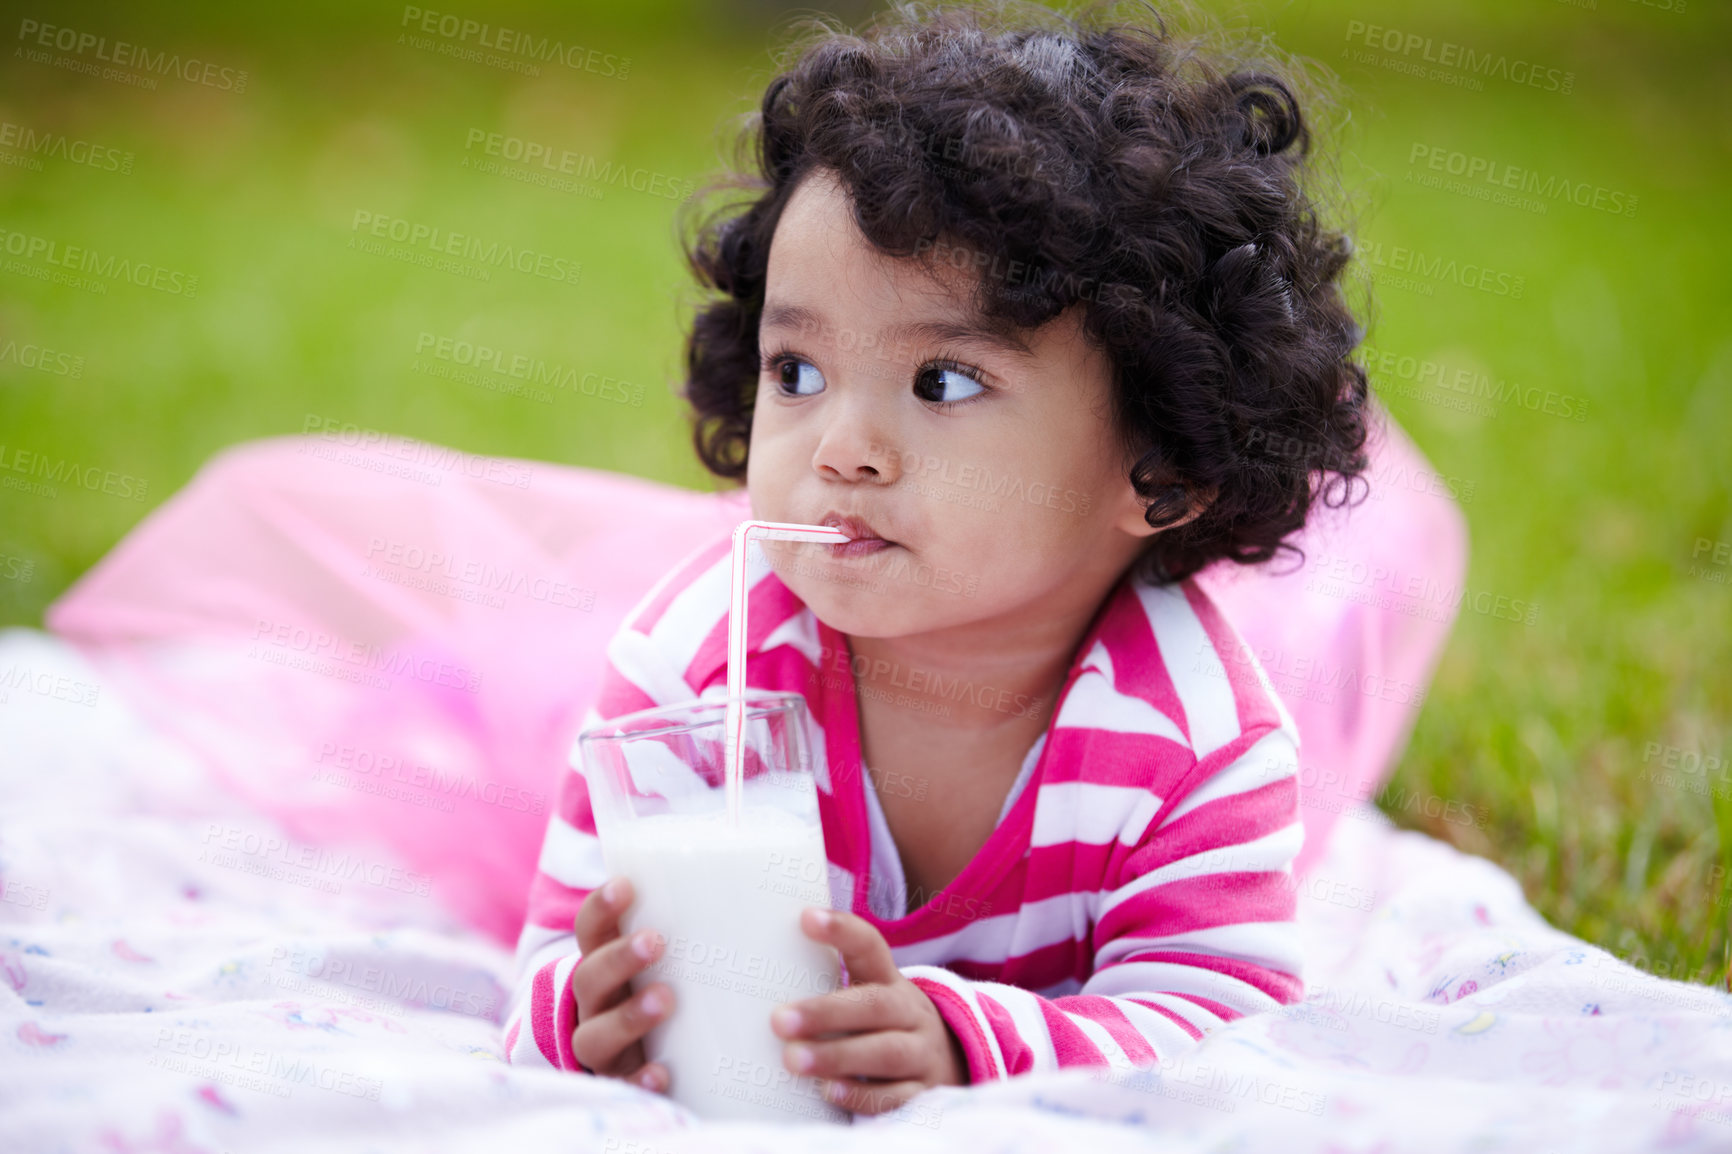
570, 876, 674, 1093
772, 907, 968, 1115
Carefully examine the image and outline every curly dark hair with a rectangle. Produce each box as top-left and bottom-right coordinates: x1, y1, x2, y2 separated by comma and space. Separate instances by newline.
678, 0, 1372, 584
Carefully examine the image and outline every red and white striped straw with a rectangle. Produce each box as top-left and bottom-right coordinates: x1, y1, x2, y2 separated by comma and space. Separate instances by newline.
726, 520, 851, 824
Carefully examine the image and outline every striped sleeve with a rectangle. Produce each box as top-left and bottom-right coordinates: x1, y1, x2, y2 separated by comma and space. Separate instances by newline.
502, 538, 731, 1070
901, 719, 1304, 1084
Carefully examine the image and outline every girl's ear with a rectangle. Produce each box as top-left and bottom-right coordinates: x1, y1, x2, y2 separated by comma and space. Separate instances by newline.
1111, 478, 1214, 539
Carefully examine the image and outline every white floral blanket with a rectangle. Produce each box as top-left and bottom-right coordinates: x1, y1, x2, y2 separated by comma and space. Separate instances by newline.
4, 627, 1731, 1153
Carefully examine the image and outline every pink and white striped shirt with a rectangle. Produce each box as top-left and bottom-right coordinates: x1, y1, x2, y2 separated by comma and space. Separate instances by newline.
503, 533, 1305, 1082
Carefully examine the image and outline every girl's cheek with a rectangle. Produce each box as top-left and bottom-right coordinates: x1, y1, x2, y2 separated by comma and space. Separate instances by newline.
744, 436, 802, 515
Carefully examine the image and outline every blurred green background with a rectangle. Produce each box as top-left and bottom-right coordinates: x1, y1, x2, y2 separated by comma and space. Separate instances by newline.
1, 0, 1728, 981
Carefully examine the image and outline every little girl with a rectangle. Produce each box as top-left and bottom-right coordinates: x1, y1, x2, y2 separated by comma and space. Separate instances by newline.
503, 0, 1369, 1116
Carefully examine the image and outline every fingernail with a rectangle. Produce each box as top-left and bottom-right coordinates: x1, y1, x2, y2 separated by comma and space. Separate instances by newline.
603, 878, 624, 904
641, 990, 664, 1016
772, 1007, 802, 1035
632, 931, 656, 961
809, 908, 832, 930
638, 1066, 660, 1090
789, 1044, 814, 1072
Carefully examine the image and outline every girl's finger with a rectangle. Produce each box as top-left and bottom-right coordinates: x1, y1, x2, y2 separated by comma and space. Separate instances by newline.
632, 1060, 670, 1094
571, 982, 674, 1075
574, 877, 633, 954
571, 929, 666, 1018
785, 1028, 925, 1082
799, 907, 897, 986
820, 1076, 929, 1116
773, 981, 917, 1039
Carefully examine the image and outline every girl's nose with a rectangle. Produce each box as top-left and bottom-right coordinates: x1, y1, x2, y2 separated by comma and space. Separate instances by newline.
810, 402, 903, 485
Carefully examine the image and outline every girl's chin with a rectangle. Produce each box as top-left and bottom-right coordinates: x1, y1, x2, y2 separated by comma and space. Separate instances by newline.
791, 584, 914, 638
799, 585, 1001, 642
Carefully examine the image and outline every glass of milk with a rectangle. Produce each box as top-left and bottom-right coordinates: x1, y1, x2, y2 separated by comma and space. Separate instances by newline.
576, 691, 849, 1125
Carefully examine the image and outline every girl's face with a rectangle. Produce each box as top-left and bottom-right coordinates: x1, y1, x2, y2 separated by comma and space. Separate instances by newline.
746, 168, 1160, 640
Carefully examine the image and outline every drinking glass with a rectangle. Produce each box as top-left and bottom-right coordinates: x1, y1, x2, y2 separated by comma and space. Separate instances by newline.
576, 692, 848, 1124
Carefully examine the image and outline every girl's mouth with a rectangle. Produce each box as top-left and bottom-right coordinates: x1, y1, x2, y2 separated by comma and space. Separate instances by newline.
820, 513, 895, 559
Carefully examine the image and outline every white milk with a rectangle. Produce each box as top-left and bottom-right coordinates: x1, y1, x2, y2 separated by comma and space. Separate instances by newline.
601, 794, 849, 1124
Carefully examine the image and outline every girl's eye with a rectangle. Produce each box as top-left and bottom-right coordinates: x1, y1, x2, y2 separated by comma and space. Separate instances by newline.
771, 356, 826, 397
913, 364, 987, 405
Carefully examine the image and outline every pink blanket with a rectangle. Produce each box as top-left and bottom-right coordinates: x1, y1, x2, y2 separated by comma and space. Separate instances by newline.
46, 410, 1465, 947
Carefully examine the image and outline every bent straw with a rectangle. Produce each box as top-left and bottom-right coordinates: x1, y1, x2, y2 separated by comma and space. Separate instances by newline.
726, 520, 851, 825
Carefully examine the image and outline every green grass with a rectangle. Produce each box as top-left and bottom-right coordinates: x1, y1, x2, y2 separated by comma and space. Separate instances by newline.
2, 0, 1728, 983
